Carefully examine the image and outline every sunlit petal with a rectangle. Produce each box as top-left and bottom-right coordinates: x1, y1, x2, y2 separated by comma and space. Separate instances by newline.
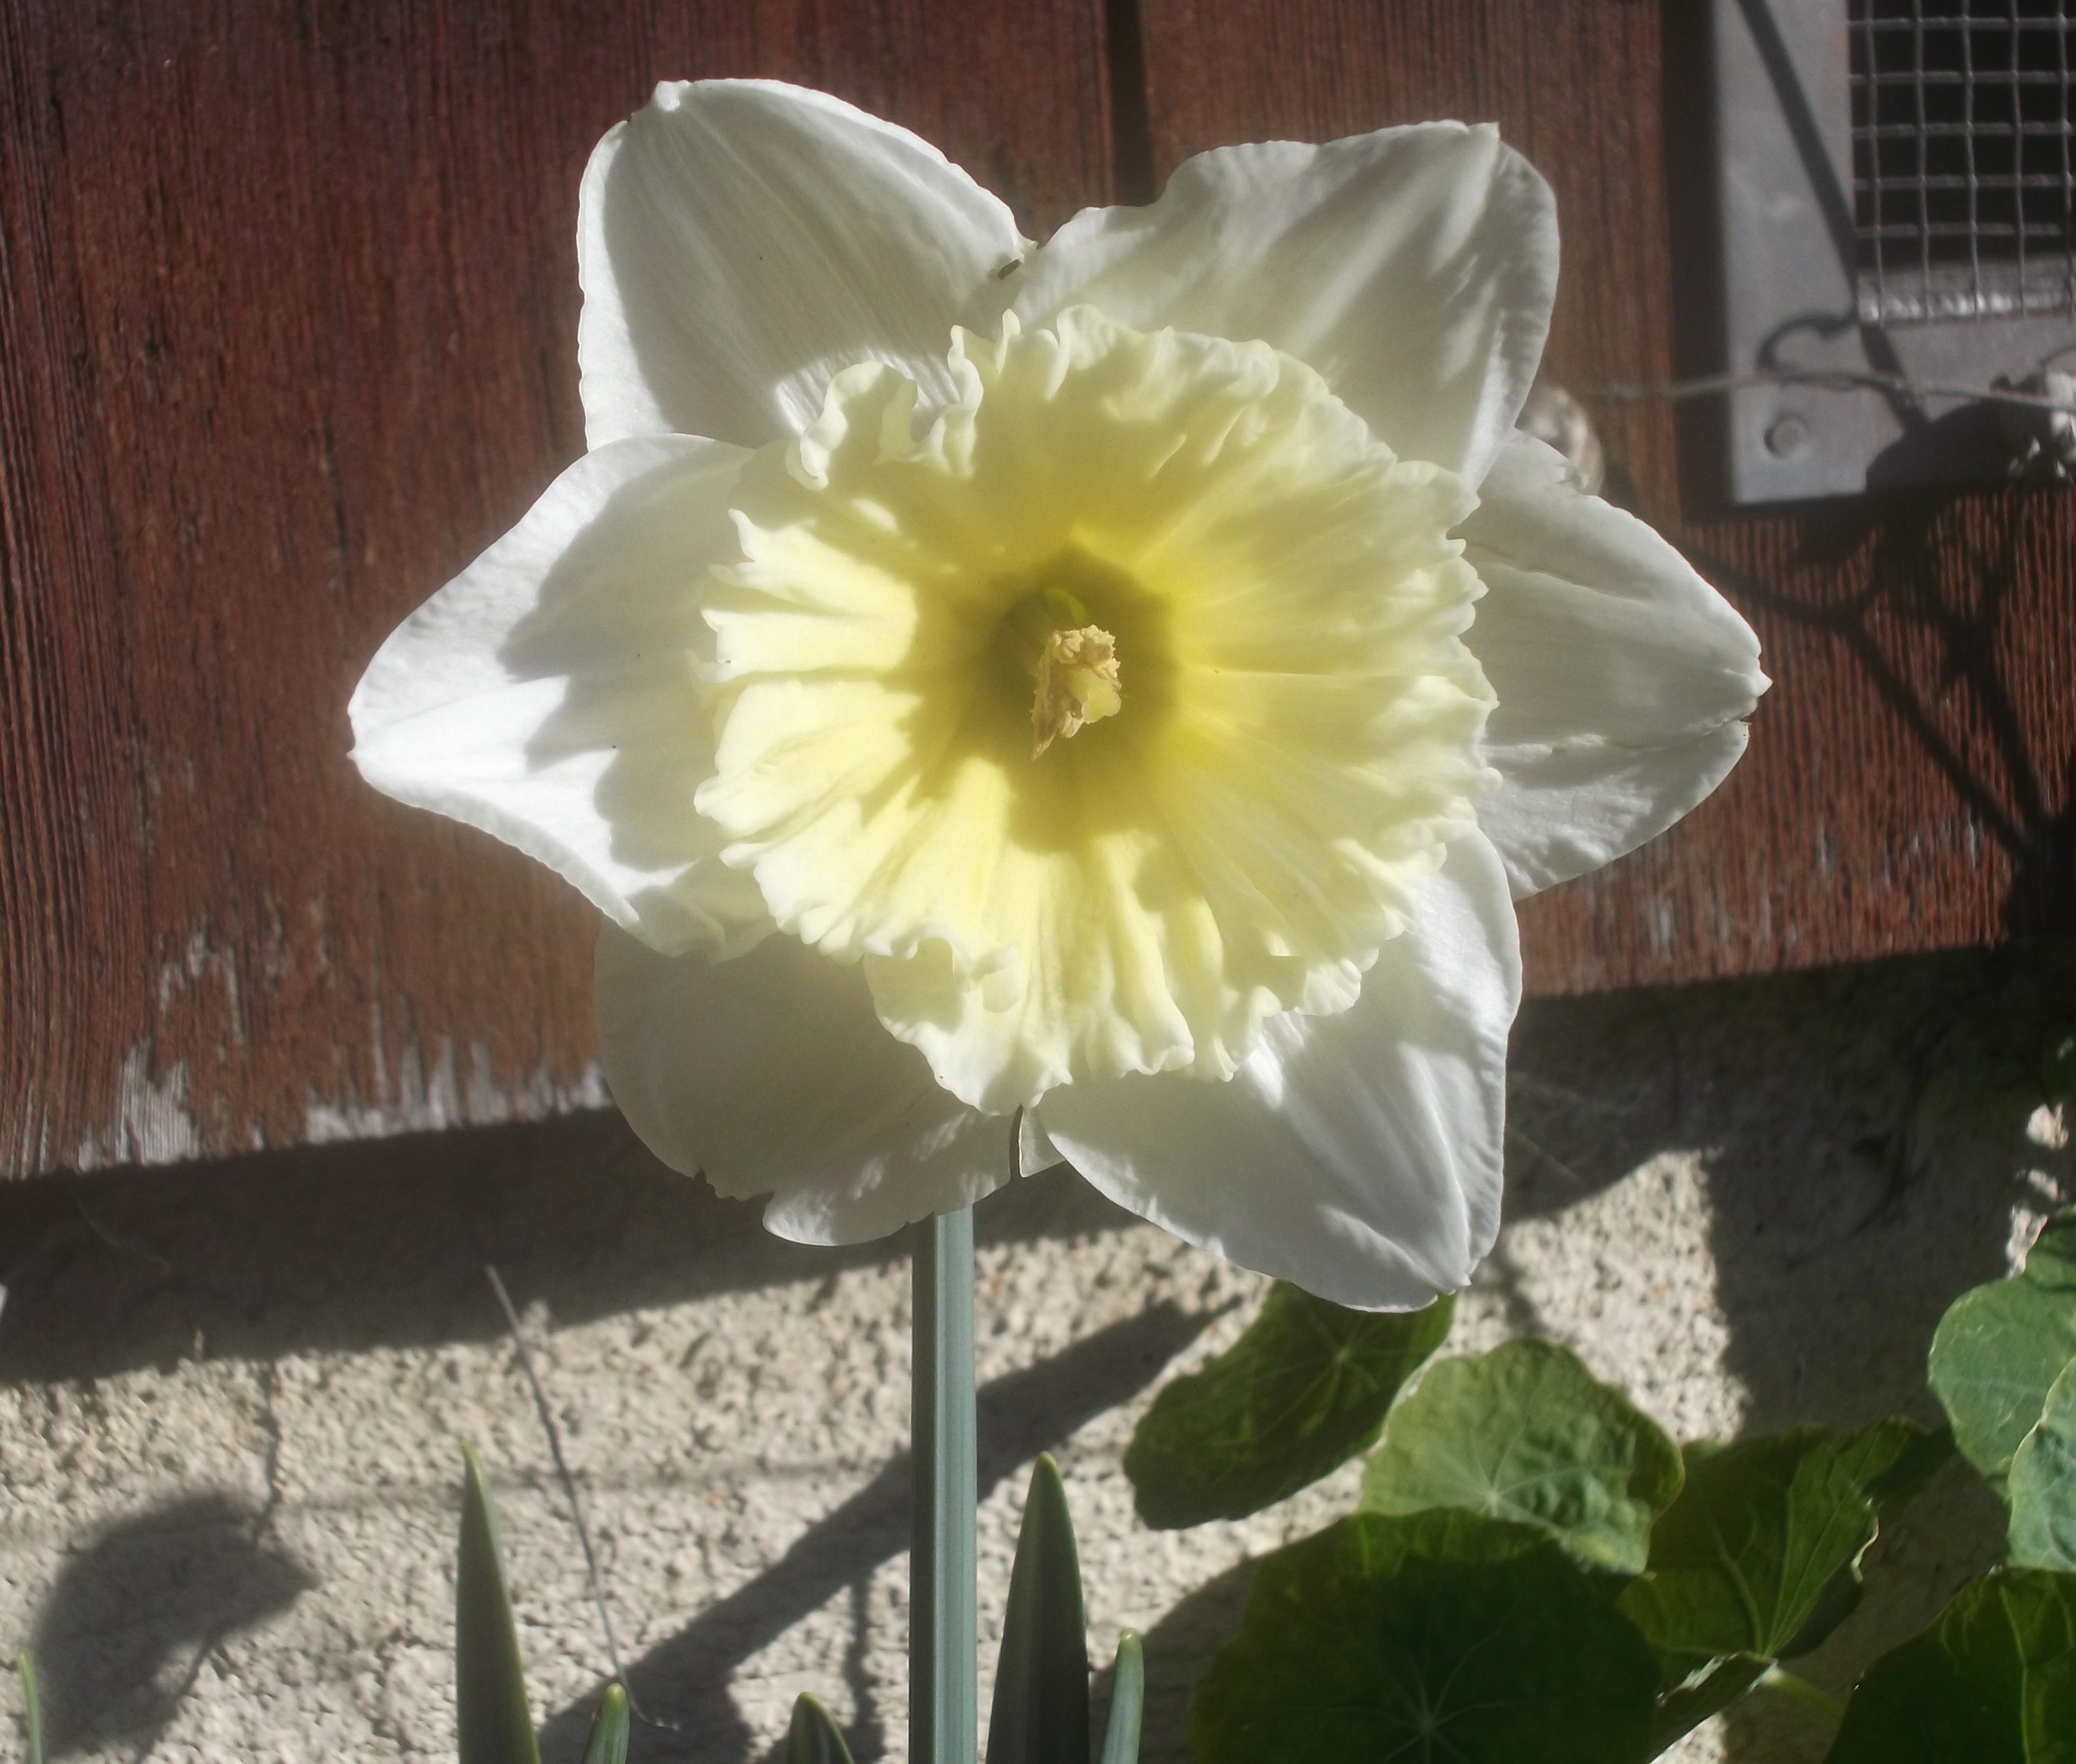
1016, 124, 1557, 487
1034, 830, 1517, 1310
579, 80, 1028, 450
1461, 433, 1769, 897
349, 437, 770, 956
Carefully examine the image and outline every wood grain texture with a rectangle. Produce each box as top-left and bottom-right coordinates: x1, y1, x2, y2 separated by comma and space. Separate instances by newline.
0, 0, 1116, 1176
1139, 0, 2076, 994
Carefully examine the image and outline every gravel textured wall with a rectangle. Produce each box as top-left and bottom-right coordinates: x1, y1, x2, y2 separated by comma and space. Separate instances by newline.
3, 940, 2070, 1764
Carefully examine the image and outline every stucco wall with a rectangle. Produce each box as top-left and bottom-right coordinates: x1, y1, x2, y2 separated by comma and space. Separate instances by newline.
3, 940, 2068, 1763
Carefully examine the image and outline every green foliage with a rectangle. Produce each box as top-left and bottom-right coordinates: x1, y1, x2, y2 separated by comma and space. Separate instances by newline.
16, 1651, 41, 1764
2011, 1362, 2076, 1572
1930, 1210, 2076, 1485
1360, 1338, 1681, 1575
1834, 1417, 1955, 1525
989, 1453, 1091, 1764
1124, 1284, 1452, 1529
785, 1694, 856, 1764
1825, 1569, 2076, 1763
2042, 1031, 2076, 1107
579, 1684, 630, 1764
1617, 1427, 1886, 1668
1099, 1632, 1143, 1764
456, 1444, 541, 1764
1189, 1510, 1661, 1764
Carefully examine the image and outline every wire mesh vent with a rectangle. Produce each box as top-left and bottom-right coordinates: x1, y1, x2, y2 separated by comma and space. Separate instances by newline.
1851, 0, 2076, 322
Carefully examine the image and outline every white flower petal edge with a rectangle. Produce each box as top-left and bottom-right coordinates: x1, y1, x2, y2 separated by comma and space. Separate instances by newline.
348, 436, 770, 958
1014, 123, 1557, 489
579, 80, 1029, 452
595, 923, 1014, 1244
1460, 433, 1770, 898
1033, 830, 1519, 1311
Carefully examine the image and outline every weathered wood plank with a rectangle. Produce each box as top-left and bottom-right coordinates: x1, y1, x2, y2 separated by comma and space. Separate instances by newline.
1138, 0, 2076, 993
0, 0, 1117, 1176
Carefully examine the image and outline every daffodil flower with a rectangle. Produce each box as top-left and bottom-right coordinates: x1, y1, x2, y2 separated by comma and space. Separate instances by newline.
350, 82, 1765, 1309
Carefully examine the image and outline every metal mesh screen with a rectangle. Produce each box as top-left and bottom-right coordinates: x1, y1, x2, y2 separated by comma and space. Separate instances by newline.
1850, 0, 2076, 321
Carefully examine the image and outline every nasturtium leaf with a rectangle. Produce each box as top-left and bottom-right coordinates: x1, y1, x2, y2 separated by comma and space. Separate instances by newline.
1357, 1338, 1681, 1574
786, 1693, 856, 1764
1618, 1428, 1877, 1668
1125, 1284, 1452, 1529
1189, 1510, 1661, 1764
455, 1444, 541, 1764
2010, 1361, 2076, 1572
1824, 1568, 2076, 1763
579, 1684, 629, 1764
988, 1454, 1090, 1764
1836, 1417, 1953, 1525
1930, 1210, 2076, 1486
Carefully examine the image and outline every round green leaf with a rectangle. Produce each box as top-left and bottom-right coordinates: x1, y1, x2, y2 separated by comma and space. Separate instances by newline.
1125, 1284, 1452, 1529
1618, 1427, 1877, 1666
1825, 1569, 2076, 1763
1358, 1338, 1681, 1574
1189, 1511, 1660, 1764
2011, 1361, 2076, 1573
1930, 1210, 2076, 1486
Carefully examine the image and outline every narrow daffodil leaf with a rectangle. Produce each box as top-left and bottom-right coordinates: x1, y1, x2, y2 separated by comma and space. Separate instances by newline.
1618, 1428, 1877, 1668
1360, 1338, 1681, 1576
1189, 1511, 1660, 1763
1825, 1567, 2076, 1761
16, 1651, 42, 1764
2010, 1361, 2076, 1572
786, 1693, 856, 1764
456, 1443, 541, 1764
1098, 1631, 1143, 1764
1126, 1284, 1453, 1529
987, 1453, 1089, 1764
579, 1684, 629, 1764
1929, 1210, 2076, 1486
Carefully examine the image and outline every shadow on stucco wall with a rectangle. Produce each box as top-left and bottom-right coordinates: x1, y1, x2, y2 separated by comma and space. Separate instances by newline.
6, 938, 2073, 1762
29, 1491, 313, 1757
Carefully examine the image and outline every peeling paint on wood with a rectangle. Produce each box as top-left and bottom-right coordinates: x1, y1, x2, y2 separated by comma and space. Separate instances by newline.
0, 0, 1121, 1179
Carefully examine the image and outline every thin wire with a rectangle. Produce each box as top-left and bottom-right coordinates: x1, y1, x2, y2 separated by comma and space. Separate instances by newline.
2012, 0, 2028, 294
1962, 0, 1982, 306
1576, 365, 2076, 410
2061, 0, 2074, 293
1861, 0, 1889, 308
1917, 0, 1933, 307
482, 1261, 676, 1731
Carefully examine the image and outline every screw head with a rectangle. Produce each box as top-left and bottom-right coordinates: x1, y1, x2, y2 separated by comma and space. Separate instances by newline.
1764, 414, 1811, 459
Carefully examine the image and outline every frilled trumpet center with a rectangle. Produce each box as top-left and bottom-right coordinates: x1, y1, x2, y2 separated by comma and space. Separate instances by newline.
696, 306, 1497, 1113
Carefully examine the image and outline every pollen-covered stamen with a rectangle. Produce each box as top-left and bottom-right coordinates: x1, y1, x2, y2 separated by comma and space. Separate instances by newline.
1032, 626, 1122, 756
1004, 585, 1123, 756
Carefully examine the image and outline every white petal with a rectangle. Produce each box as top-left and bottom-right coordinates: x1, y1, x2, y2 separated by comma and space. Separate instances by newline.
1015, 124, 1556, 486
579, 80, 1029, 450
1461, 433, 1769, 898
595, 925, 1013, 1244
1033, 831, 1519, 1310
348, 437, 770, 956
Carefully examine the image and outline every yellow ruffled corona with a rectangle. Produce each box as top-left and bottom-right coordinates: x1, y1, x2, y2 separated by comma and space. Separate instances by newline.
696, 309, 1497, 1111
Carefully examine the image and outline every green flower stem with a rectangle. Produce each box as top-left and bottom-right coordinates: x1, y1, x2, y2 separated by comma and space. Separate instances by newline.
912, 1206, 978, 1764
1759, 1665, 1847, 1727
